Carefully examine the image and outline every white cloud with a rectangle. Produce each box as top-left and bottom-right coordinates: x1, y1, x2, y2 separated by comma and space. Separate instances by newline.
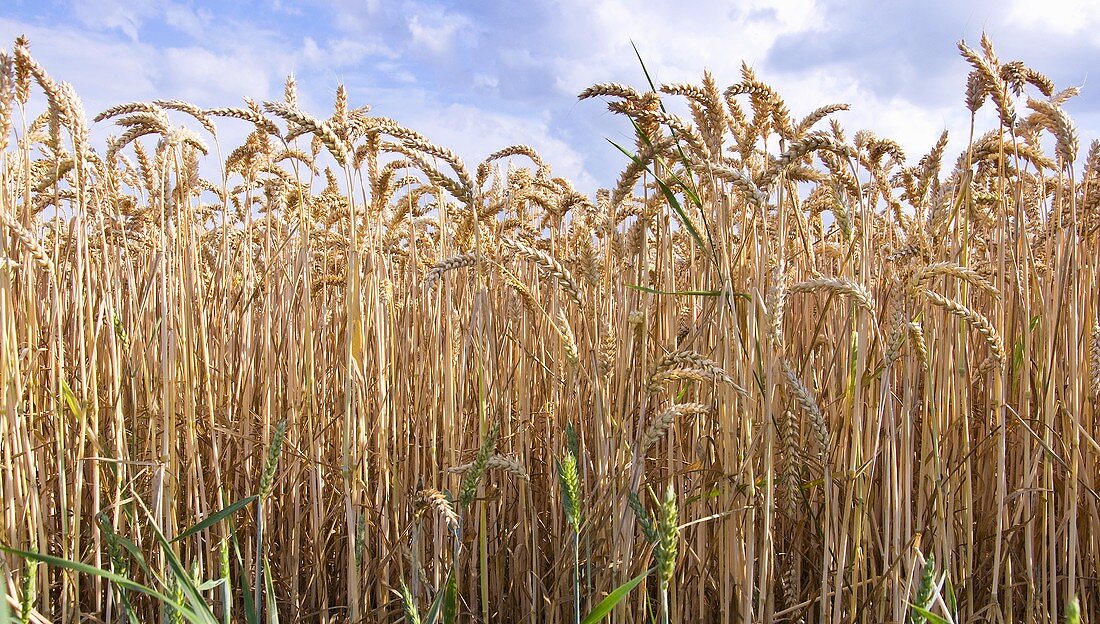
69, 0, 157, 41
1005, 0, 1100, 43
407, 6, 472, 55
550, 0, 821, 96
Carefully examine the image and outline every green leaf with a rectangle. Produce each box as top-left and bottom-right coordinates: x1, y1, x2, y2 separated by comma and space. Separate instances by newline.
580, 568, 651, 624
98, 520, 155, 583
442, 570, 458, 624
607, 139, 709, 256
0, 545, 189, 616
630, 41, 659, 97
153, 534, 220, 624
909, 604, 951, 624
227, 528, 257, 624
133, 498, 220, 624
264, 556, 279, 624
196, 579, 224, 592
59, 379, 81, 420
0, 562, 13, 624
173, 496, 258, 543
626, 284, 731, 298
423, 570, 453, 624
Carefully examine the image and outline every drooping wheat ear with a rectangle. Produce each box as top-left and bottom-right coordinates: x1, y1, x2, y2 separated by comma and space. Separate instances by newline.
558, 451, 581, 529
415, 488, 459, 532
398, 135, 475, 192
458, 422, 501, 507
639, 403, 711, 452
908, 322, 930, 372
655, 485, 679, 591
153, 100, 218, 135
796, 103, 850, 135
789, 277, 877, 319
652, 350, 734, 383
93, 101, 164, 123
477, 145, 547, 186
0, 212, 54, 273
423, 253, 476, 291
204, 104, 281, 136
447, 454, 529, 482
1089, 322, 1100, 398
628, 491, 657, 542
780, 359, 828, 457
909, 553, 936, 624
577, 82, 646, 104
761, 132, 849, 187
1026, 98, 1079, 165
911, 262, 999, 297
923, 290, 1005, 366
502, 236, 583, 307
264, 101, 349, 165
258, 419, 288, 500
689, 156, 768, 208
417, 488, 459, 532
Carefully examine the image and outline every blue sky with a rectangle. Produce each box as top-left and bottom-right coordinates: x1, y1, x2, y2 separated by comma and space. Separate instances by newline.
3, 0, 1098, 192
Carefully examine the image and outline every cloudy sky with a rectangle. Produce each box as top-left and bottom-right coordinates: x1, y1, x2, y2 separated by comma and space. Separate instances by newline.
2, 0, 1098, 192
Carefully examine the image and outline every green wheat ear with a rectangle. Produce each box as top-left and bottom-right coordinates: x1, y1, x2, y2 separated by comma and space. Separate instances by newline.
655, 485, 679, 590
259, 419, 288, 500
458, 422, 501, 507
558, 451, 581, 528
628, 490, 657, 542
399, 581, 421, 624
909, 553, 936, 624
1065, 597, 1080, 624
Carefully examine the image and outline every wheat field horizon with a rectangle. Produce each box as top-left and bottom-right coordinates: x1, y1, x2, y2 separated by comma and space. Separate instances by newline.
0, 32, 1098, 623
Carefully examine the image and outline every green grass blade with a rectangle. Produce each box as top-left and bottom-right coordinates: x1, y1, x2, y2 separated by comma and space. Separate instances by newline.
173, 496, 258, 543
0, 563, 12, 624
608, 139, 708, 255
151, 533, 220, 623
909, 605, 951, 624
263, 556, 279, 624
133, 498, 220, 624
0, 545, 189, 615
423, 569, 453, 624
580, 568, 651, 624
222, 518, 257, 624
442, 572, 458, 624
196, 579, 224, 592
626, 284, 726, 298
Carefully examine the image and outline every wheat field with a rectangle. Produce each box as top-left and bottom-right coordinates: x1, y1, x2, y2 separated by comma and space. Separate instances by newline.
0, 33, 1098, 623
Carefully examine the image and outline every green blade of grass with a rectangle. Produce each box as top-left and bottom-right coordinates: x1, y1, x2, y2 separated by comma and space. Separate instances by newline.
580, 568, 651, 624
173, 495, 258, 543
608, 138, 708, 256
264, 556, 279, 624
442, 572, 457, 624
909, 604, 951, 624
423, 569, 453, 624
0, 545, 190, 616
